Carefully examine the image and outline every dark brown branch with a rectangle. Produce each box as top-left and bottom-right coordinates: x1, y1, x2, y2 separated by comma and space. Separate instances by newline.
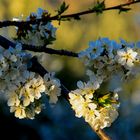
0, 36, 15, 48
30, 56, 111, 140
29, 56, 70, 100
0, 35, 78, 57
0, 0, 139, 28
0, 19, 42, 28
22, 44, 78, 57
52, 0, 140, 20
0, 35, 70, 98
0, 35, 111, 140
0, 35, 70, 99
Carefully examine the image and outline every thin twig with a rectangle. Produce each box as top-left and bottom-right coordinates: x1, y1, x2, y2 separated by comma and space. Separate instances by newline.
51, 0, 140, 20
0, 0, 139, 28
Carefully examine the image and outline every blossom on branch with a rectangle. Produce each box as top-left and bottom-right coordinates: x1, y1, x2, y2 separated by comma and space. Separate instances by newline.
14, 8, 57, 46
0, 42, 62, 119
116, 47, 137, 68
69, 80, 119, 129
44, 72, 61, 104
79, 38, 140, 80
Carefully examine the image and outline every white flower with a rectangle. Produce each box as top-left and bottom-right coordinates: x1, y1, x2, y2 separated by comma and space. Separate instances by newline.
22, 71, 35, 82
99, 107, 119, 129
120, 39, 135, 48
19, 85, 34, 107
7, 93, 20, 107
78, 50, 91, 66
69, 81, 96, 118
15, 8, 57, 46
4, 68, 20, 81
28, 77, 45, 99
77, 81, 94, 99
69, 92, 88, 117
84, 110, 96, 124
87, 107, 119, 129
4, 49, 17, 62
86, 69, 103, 89
117, 47, 137, 68
10, 105, 26, 119
48, 85, 61, 104
79, 38, 140, 83
37, 8, 46, 18
69, 80, 119, 129
44, 73, 61, 104
88, 40, 104, 59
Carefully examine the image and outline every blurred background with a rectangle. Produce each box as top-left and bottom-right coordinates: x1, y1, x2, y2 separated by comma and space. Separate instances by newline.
0, 0, 140, 140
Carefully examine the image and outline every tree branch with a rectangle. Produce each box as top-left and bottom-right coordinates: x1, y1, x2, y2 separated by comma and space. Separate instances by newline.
96, 129, 111, 140
0, 34, 111, 140
29, 56, 111, 140
53, 0, 140, 20
91, 124, 111, 140
0, 35, 78, 57
0, 35, 71, 100
0, 0, 139, 28
29, 56, 70, 99
0, 36, 15, 48
22, 44, 78, 57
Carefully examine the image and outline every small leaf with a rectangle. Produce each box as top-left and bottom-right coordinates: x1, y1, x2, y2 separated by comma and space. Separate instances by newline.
98, 92, 113, 104
57, 1, 69, 15
92, 0, 105, 15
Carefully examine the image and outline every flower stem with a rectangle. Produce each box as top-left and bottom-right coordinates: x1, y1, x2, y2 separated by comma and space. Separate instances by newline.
90, 124, 111, 140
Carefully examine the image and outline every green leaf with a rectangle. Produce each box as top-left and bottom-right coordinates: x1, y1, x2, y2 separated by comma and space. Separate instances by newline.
98, 92, 113, 104
92, 0, 105, 15
57, 1, 69, 15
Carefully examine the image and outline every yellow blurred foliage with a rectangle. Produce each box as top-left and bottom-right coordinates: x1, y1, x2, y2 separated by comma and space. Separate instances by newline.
0, 0, 140, 78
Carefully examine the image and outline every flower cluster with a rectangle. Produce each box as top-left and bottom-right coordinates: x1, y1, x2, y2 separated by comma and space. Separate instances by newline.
0, 44, 61, 119
15, 8, 57, 46
71, 38, 140, 129
69, 78, 119, 129
44, 72, 61, 104
0, 43, 31, 94
7, 72, 45, 119
6, 71, 61, 119
7, 71, 61, 119
79, 38, 140, 81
